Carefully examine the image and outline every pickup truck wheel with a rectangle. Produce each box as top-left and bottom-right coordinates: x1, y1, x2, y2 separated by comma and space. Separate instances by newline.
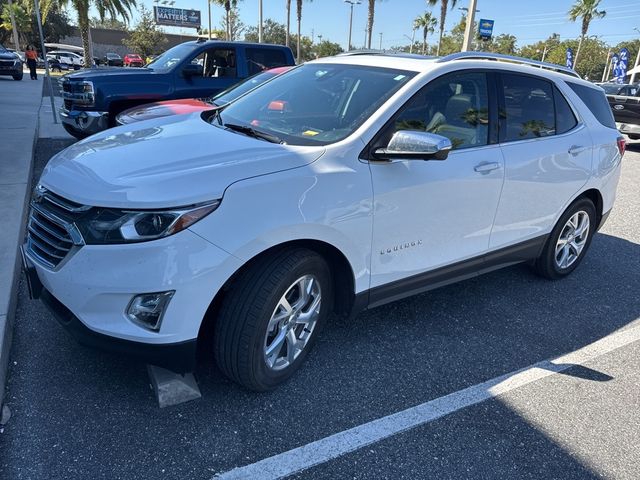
214, 248, 333, 391
62, 122, 90, 140
532, 198, 596, 280
12, 73, 22, 80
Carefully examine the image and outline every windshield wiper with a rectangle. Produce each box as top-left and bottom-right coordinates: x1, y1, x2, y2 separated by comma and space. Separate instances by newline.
223, 123, 284, 144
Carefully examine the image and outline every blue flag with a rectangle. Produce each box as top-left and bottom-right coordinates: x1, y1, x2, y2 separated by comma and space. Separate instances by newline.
616, 48, 630, 84
566, 48, 573, 69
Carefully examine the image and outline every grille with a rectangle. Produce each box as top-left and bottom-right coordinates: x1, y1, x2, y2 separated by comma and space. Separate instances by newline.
61, 80, 71, 93
64, 99, 72, 110
26, 188, 86, 269
0, 60, 15, 67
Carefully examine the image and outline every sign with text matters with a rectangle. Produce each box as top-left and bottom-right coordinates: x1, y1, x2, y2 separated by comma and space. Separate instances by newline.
154, 6, 201, 29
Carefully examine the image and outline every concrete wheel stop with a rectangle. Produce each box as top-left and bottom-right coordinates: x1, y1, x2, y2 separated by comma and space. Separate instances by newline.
147, 365, 202, 408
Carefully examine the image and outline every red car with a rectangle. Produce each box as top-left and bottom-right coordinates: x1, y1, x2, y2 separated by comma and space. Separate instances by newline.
123, 54, 144, 67
116, 66, 292, 125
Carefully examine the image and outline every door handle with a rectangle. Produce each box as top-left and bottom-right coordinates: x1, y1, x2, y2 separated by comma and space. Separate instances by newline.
568, 145, 587, 156
474, 162, 500, 174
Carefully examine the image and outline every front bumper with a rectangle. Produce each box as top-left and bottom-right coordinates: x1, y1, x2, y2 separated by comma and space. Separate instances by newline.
616, 122, 640, 135
41, 288, 197, 372
60, 108, 109, 135
0, 64, 22, 76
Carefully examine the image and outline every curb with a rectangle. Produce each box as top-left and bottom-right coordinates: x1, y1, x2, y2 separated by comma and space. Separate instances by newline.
0, 80, 42, 409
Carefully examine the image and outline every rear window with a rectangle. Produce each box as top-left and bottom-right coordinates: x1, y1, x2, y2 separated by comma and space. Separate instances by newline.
567, 82, 616, 129
246, 48, 288, 75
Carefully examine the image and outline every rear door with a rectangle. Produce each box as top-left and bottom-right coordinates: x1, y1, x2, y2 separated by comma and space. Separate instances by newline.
490, 73, 592, 250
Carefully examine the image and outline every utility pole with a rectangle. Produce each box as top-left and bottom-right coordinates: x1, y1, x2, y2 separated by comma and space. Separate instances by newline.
345, 0, 361, 51
207, 0, 212, 39
602, 48, 611, 82
461, 0, 478, 52
258, 0, 263, 43
7, 0, 20, 51
379, 32, 383, 50
33, 0, 57, 123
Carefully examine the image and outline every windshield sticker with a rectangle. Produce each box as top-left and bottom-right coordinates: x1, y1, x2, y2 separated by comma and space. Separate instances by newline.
394, 75, 406, 81
303, 130, 320, 136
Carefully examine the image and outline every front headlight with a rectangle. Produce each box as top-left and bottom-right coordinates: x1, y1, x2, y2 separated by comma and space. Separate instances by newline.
76, 201, 220, 244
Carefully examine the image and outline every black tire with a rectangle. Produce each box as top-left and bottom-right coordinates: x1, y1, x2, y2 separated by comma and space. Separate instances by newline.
532, 198, 597, 280
214, 248, 333, 391
13, 73, 23, 80
62, 122, 90, 140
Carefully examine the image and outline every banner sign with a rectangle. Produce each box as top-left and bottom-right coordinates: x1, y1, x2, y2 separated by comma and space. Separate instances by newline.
566, 48, 573, 69
611, 53, 621, 83
478, 19, 494, 40
154, 6, 201, 29
616, 48, 630, 84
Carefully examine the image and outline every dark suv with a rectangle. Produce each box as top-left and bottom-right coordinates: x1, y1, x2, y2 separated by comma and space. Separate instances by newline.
0, 43, 23, 81
60, 40, 295, 139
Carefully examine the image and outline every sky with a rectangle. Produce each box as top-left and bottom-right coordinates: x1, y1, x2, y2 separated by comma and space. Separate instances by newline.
96, 0, 640, 49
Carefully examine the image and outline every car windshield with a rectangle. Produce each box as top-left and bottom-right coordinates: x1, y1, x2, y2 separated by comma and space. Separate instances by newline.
212, 70, 282, 106
146, 44, 194, 71
216, 63, 416, 146
600, 84, 622, 94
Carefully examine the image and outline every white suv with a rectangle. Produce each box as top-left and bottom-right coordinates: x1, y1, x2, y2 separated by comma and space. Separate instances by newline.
23, 52, 624, 391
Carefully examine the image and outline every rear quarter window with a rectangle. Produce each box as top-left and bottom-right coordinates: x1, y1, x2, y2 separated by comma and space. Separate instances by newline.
246, 48, 288, 75
567, 82, 616, 129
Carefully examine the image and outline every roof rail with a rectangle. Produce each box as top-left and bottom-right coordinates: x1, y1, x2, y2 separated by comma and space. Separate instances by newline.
338, 50, 434, 60
437, 52, 581, 78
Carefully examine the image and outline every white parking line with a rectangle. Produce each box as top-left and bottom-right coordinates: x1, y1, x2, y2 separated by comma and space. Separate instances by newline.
213, 323, 640, 480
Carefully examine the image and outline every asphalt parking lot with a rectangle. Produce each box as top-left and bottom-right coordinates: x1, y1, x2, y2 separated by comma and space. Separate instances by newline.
1, 139, 639, 479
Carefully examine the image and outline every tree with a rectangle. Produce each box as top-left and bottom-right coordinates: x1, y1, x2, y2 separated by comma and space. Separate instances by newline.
487, 33, 517, 55
123, 6, 165, 59
245, 18, 287, 45
314, 40, 343, 58
285, 0, 291, 47
1, 0, 70, 47
296, 0, 312, 63
568, 0, 605, 68
1, 2, 30, 47
212, 0, 240, 41
60, 0, 135, 67
427, 0, 457, 56
365, 0, 384, 49
220, 6, 245, 41
90, 16, 128, 29
413, 12, 436, 55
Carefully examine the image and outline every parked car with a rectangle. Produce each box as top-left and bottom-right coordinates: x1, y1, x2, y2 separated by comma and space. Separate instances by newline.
59, 40, 295, 139
48, 50, 83, 70
6, 48, 25, 63
124, 53, 144, 67
36, 55, 70, 72
602, 83, 640, 140
23, 52, 624, 391
116, 66, 293, 125
103, 52, 123, 67
0, 43, 23, 80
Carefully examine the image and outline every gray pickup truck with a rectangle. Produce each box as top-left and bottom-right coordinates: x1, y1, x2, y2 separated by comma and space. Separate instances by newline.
602, 83, 640, 139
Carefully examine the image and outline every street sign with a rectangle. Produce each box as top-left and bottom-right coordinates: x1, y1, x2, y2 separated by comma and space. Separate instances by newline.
478, 19, 494, 40
566, 48, 573, 69
154, 6, 201, 29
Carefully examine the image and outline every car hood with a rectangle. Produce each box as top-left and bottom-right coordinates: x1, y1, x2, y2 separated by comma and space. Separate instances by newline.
64, 67, 152, 80
118, 99, 214, 124
39, 113, 325, 209
0, 52, 18, 61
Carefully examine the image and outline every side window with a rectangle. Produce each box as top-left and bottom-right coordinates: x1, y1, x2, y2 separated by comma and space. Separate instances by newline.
567, 82, 616, 129
501, 74, 555, 141
383, 71, 490, 150
553, 86, 578, 135
190, 48, 237, 78
246, 48, 287, 75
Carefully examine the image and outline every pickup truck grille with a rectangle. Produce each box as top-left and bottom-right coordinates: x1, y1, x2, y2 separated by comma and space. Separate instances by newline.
64, 99, 72, 110
26, 188, 86, 269
0, 60, 15, 67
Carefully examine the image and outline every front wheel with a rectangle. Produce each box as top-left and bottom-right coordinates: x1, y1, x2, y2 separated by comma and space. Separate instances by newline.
532, 198, 596, 279
13, 73, 23, 80
214, 248, 333, 391
62, 122, 90, 140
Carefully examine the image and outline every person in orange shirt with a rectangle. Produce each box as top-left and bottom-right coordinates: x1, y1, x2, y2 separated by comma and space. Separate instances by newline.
25, 45, 38, 80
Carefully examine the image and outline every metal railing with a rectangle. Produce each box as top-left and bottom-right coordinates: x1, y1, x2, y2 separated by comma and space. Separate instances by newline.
437, 52, 581, 78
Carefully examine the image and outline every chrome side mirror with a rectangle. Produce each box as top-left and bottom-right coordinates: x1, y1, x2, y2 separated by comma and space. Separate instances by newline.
373, 130, 452, 161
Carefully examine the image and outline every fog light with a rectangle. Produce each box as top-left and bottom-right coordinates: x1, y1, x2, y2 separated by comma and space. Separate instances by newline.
126, 291, 174, 331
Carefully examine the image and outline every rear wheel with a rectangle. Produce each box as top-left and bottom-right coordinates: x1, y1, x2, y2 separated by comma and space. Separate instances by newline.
214, 248, 333, 391
532, 198, 596, 279
62, 122, 90, 140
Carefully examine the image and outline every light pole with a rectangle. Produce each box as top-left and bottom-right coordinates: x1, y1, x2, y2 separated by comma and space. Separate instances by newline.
258, 0, 263, 43
379, 32, 383, 50
460, 0, 479, 52
631, 27, 640, 84
207, 0, 212, 39
602, 47, 611, 82
344, 0, 361, 51
33, 0, 57, 123
403, 31, 416, 54
537, 45, 549, 62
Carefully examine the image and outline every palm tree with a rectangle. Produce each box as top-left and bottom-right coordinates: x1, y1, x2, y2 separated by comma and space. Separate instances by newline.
60, 0, 135, 67
427, 0, 458, 56
212, 0, 240, 40
568, 0, 605, 68
286, 0, 291, 47
296, 0, 311, 62
414, 12, 437, 55
365, 0, 382, 49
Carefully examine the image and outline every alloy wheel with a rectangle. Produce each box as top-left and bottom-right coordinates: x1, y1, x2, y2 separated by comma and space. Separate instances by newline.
554, 210, 590, 269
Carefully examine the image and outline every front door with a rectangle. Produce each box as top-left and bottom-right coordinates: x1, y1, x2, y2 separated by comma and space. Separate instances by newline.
181, 47, 239, 98
367, 71, 504, 293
